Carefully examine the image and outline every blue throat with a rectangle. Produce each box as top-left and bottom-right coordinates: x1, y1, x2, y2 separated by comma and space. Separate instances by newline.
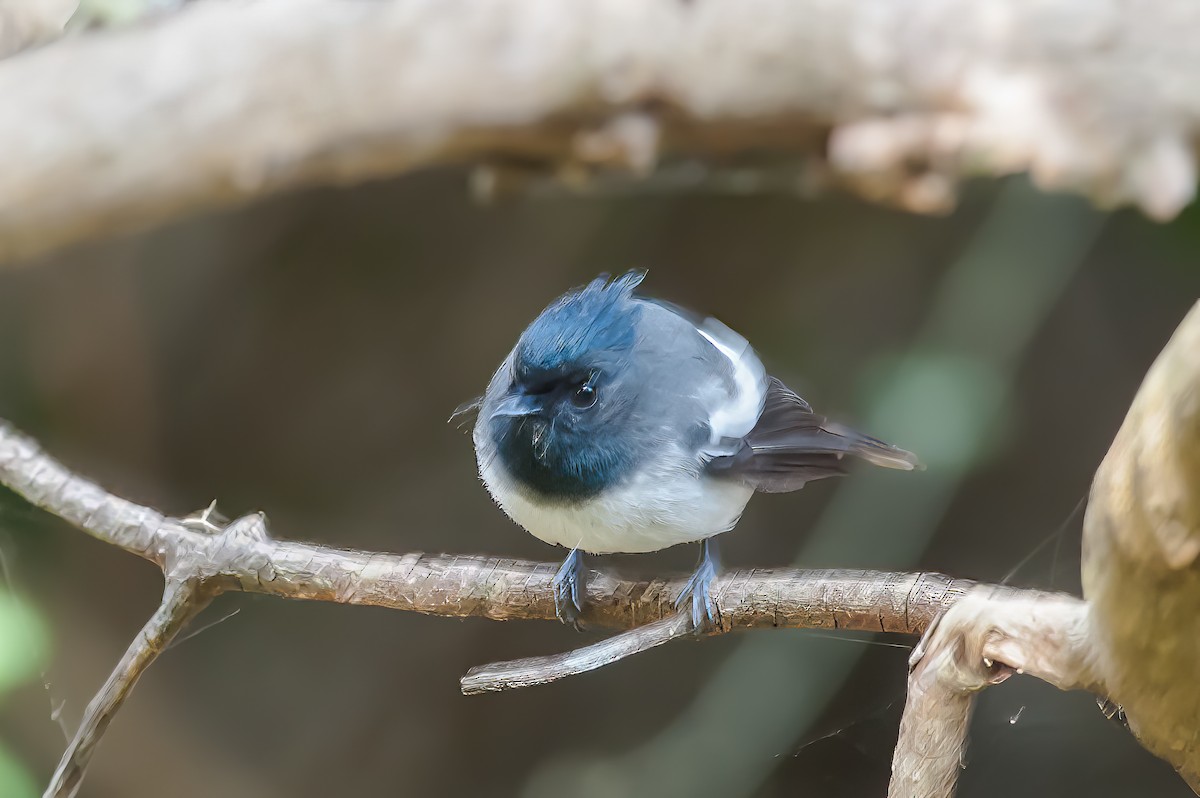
489, 415, 638, 503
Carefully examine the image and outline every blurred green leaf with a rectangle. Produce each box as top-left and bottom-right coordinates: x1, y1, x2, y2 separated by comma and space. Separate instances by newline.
0, 743, 37, 798
0, 592, 48, 798
0, 591, 49, 695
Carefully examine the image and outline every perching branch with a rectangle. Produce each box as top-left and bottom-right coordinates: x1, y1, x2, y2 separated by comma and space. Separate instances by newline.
4, 0, 1200, 265
0, 416, 980, 796
1, 303, 1196, 798
1, 415, 972, 637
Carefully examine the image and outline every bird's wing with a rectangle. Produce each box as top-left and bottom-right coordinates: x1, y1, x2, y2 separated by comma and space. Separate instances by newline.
705, 377, 919, 493
642, 298, 769, 444
691, 315, 769, 443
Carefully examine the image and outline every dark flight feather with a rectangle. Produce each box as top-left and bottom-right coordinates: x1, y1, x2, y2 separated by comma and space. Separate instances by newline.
706, 378, 919, 493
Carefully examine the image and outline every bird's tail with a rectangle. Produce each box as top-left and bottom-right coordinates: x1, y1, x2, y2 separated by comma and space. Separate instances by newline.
821, 421, 922, 471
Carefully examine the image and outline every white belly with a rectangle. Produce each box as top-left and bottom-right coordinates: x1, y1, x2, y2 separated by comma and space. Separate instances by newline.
478, 449, 753, 554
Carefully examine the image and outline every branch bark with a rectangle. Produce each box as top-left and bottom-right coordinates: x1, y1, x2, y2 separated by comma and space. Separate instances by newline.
3, 0, 1200, 266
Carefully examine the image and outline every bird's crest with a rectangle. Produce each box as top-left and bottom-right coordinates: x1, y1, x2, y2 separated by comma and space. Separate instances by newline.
515, 270, 646, 379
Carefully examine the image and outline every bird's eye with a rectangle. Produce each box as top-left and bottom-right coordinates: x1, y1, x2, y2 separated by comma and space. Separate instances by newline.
571, 383, 598, 409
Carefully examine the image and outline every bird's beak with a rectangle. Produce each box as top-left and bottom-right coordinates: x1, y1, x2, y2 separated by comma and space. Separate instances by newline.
490, 393, 541, 419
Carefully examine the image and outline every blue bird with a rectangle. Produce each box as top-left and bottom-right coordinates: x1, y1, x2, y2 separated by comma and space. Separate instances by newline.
469, 271, 918, 631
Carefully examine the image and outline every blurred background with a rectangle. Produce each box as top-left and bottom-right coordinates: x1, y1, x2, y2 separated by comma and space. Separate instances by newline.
0, 171, 1197, 797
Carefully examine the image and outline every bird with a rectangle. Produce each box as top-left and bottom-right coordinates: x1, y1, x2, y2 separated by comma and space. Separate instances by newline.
466, 270, 918, 631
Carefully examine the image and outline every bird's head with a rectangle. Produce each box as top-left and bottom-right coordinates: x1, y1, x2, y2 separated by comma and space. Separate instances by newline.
481, 271, 649, 502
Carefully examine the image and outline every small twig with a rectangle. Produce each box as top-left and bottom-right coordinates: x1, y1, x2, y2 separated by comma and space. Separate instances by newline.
165, 606, 241, 651
44, 578, 211, 798
461, 611, 693, 694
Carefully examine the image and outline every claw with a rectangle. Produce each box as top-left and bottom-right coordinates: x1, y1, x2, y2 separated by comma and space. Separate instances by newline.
552, 548, 587, 630
675, 538, 719, 633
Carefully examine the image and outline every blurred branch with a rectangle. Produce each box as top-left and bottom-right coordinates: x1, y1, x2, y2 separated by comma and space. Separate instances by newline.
2, 0, 1199, 265
0, 0, 74, 57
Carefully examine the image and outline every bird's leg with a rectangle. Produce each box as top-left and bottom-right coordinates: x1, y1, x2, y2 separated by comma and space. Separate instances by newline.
676, 537, 719, 633
552, 547, 587, 630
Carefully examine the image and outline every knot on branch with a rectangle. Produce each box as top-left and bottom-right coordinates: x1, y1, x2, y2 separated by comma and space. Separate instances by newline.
910, 587, 1098, 695
164, 502, 276, 591
909, 592, 1021, 694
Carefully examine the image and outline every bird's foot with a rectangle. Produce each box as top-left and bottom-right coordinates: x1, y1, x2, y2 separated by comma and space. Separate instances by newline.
675, 539, 719, 634
552, 548, 587, 630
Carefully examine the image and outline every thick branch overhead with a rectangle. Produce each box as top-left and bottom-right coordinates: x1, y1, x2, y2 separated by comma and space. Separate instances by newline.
3, 0, 1200, 264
